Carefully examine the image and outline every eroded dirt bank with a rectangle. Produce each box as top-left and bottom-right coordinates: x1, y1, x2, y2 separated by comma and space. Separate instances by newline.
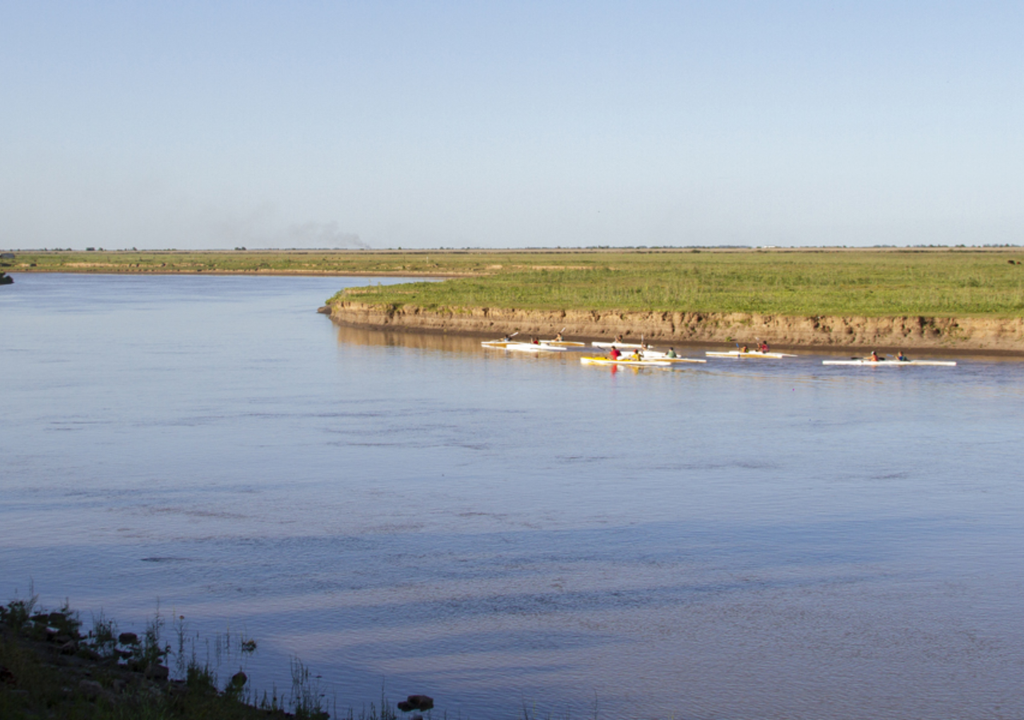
328, 300, 1024, 353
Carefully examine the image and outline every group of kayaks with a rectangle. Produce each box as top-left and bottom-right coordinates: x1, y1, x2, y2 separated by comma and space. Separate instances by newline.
482, 335, 957, 368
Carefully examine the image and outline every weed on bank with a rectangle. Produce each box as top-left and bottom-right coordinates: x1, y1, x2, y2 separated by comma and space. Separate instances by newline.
0, 593, 347, 720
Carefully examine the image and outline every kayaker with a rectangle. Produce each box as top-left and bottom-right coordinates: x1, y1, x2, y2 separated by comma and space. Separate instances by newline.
609, 347, 622, 360
614, 334, 624, 344
741, 345, 749, 353
631, 350, 642, 361
869, 351, 880, 362
531, 336, 540, 345
896, 350, 908, 362
759, 341, 769, 353
666, 348, 678, 358
555, 332, 564, 341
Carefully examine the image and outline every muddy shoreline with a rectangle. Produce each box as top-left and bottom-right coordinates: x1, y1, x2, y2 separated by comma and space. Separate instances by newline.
327, 300, 1024, 355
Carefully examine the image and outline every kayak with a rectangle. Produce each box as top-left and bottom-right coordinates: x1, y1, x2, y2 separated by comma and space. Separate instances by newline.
539, 341, 588, 351
706, 350, 798, 359
542, 340, 587, 348
823, 359, 957, 367
592, 341, 647, 350
638, 349, 706, 362
580, 356, 672, 368
482, 341, 568, 353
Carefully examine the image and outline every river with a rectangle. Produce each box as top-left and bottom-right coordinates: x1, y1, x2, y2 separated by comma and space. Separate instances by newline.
2, 273, 1023, 720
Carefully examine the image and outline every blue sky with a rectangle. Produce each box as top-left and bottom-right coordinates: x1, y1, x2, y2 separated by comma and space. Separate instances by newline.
2, 1, 1022, 250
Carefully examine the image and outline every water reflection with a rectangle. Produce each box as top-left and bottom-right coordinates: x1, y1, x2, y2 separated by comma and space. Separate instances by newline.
335, 323, 485, 355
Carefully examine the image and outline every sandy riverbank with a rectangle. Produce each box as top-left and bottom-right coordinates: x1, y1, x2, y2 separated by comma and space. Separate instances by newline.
327, 300, 1024, 354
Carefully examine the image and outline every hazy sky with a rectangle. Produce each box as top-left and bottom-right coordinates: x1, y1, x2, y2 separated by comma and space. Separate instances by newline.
2, 2, 1022, 250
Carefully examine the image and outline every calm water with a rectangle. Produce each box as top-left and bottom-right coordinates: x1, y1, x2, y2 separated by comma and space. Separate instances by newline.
2, 273, 1023, 720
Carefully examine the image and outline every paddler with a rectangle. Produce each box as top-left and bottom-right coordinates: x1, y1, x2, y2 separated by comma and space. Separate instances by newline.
758, 341, 769, 353
896, 350, 908, 362
614, 334, 624, 345
555, 332, 564, 341
609, 347, 622, 360
869, 351, 880, 362
740, 345, 749, 354
666, 348, 678, 358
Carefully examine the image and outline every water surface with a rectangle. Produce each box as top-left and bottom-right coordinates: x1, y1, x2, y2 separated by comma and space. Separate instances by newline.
2, 273, 1023, 719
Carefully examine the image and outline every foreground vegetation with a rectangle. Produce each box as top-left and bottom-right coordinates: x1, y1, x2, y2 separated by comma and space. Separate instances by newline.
6, 247, 1024, 318
0, 594, 400, 720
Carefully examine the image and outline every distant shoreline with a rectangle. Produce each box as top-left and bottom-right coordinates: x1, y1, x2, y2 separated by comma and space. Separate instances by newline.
8, 267, 455, 277
8, 248, 1024, 353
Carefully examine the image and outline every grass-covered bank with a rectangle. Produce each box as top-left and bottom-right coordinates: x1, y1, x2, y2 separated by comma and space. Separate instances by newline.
319, 249, 1024, 350
328, 248, 1024, 318
0, 594, 402, 720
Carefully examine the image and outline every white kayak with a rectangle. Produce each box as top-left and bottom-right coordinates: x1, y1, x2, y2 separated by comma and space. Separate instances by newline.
638, 349, 706, 362
823, 359, 957, 367
706, 350, 798, 359
482, 341, 568, 353
580, 355, 672, 368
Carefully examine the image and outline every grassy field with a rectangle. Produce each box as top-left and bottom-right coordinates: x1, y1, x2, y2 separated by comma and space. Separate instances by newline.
333, 248, 1024, 318
6, 247, 1024, 317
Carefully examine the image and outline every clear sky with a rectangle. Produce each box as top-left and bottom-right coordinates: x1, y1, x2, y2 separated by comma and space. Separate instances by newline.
2, 1, 1022, 250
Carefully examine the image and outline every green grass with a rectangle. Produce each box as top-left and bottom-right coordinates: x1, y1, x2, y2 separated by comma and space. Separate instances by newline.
333, 249, 1024, 318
